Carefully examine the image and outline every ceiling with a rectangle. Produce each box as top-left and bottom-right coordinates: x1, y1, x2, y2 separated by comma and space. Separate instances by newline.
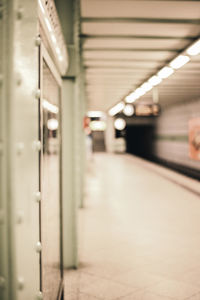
80, 0, 200, 112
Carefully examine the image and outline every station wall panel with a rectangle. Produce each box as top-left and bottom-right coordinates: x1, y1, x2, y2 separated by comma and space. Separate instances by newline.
153, 98, 200, 172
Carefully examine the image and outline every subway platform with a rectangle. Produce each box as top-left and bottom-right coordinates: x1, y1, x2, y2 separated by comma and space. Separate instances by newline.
65, 153, 200, 300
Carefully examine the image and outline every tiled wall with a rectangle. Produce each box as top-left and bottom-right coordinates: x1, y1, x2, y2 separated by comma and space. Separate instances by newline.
153, 99, 200, 171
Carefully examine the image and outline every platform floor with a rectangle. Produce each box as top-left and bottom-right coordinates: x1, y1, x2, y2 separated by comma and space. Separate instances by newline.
65, 153, 200, 300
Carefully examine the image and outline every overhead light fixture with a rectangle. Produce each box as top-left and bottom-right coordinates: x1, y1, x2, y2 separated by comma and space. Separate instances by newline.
56, 47, 61, 55
141, 82, 152, 92
157, 66, 174, 79
47, 118, 59, 130
87, 111, 105, 118
109, 102, 125, 116
51, 34, 57, 44
45, 17, 52, 32
90, 121, 106, 131
123, 104, 134, 116
170, 55, 190, 69
125, 92, 138, 103
38, 0, 45, 14
135, 87, 145, 97
187, 39, 200, 56
43, 99, 59, 114
114, 118, 126, 131
148, 75, 162, 86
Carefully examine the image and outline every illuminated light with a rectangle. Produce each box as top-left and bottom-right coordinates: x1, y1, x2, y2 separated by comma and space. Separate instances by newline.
187, 39, 200, 56
141, 82, 152, 92
59, 55, 63, 61
114, 118, 126, 130
56, 47, 61, 55
170, 55, 190, 69
38, 0, 45, 14
47, 118, 59, 130
87, 111, 104, 118
135, 87, 145, 97
125, 92, 138, 103
157, 66, 174, 79
45, 17, 52, 32
90, 121, 106, 131
123, 105, 134, 116
108, 102, 125, 116
148, 75, 162, 86
51, 34, 57, 44
42, 99, 59, 114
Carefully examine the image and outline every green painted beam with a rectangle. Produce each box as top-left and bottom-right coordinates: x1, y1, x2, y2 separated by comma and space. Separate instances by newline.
81, 17, 200, 25
83, 58, 168, 62
80, 34, 196, 40
84, 65, 156, 69
84, 48, 180, 52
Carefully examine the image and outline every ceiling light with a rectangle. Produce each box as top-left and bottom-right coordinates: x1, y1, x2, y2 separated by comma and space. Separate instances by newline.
187, 40, 200, 56
109, 102, 125, 116
170, 55, 190, 69
45, 17, 52, 32
47, 118, 59, 130
125, 92, 138, 103
135, 88, 145, 97
56, 47, 61, 55
87, 111, 104, 118
51, 34, 57, 44
38, 0, 45, 14
148, 75, 162, 86
114, 118, 126, 131
59, 55, 63, 61
157, 67, 174, 79
90, 121, 106, 131
123, 105, 134, 116
141, 82, 152, 92
43, 99, 59, 114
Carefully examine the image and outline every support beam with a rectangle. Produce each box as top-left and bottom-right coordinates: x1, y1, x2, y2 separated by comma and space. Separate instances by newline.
81, 17, 200, 25
83, 48, 179, 52
80, 34, 196, 40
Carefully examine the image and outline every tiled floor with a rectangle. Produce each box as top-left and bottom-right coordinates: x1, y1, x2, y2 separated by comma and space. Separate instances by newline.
64, 153, 200, 300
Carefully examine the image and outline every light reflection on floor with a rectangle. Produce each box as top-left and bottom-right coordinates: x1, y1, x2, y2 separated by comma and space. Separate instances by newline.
65, 153, 200, 300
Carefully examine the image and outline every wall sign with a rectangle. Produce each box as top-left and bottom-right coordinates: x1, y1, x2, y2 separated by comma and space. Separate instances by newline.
189, 118, 200, 160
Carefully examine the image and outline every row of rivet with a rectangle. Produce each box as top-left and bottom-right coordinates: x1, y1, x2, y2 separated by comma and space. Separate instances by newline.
0, 6, 43, 299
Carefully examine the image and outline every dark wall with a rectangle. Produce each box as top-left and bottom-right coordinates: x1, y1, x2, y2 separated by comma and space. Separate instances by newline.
125, 125, 155, 160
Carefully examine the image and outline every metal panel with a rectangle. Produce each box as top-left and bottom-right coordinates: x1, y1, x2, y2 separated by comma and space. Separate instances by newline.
40, 45, 63, 300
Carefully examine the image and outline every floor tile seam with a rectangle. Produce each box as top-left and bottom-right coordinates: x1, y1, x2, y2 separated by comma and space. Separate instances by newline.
76, 269, 167, 291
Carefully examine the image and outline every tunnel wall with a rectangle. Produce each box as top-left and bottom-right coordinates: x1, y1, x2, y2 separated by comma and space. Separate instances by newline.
153, 98, 200, 176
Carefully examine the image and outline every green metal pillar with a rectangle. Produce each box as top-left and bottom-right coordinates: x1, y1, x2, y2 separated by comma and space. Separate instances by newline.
1, 0, 40, 299
55, 0, 87, 268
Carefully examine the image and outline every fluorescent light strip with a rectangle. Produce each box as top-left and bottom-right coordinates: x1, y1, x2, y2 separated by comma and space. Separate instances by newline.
141, 82, 152, 92
157, 67, 174, 79
122, 36, 198, 107
51, 34, 57, 44
43, 99, 59, 114
56, 47, 61, 55
38, 0, 45, 14
125, 92, 139, 103
87, 111, 104, 118
148, 75, 162, 86
109, 102, 125, 116
187, 39, 200, 56
170, 55, 190, 69
45, 17, 52, 32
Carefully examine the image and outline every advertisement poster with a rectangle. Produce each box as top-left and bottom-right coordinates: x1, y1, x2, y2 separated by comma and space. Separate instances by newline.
189, 118, 200, 161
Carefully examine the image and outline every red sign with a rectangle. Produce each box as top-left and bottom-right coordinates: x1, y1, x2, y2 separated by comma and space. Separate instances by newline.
189, 118, 200, 160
